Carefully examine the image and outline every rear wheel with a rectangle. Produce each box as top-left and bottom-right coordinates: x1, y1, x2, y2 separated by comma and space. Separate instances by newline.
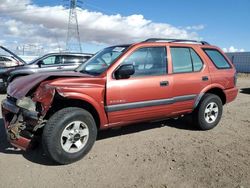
193, 94, 223, 130
42, 107, 97, 164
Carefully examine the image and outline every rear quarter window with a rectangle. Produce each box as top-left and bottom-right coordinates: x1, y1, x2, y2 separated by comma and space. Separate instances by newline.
204, 49, 231, 69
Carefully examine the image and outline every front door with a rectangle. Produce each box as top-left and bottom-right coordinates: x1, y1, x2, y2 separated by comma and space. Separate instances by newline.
38, 55, 63, 72
106, 46, 174, 124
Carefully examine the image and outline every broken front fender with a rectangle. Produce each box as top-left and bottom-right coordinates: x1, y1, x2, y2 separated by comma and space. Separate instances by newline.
32, 83, 56, 115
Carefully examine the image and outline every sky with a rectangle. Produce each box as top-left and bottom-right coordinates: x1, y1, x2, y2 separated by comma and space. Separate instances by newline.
0, 0, 249, 55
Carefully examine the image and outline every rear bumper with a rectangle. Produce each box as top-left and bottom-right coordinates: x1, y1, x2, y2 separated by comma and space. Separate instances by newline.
224, 87, 238, 104
1, 98, 38, 150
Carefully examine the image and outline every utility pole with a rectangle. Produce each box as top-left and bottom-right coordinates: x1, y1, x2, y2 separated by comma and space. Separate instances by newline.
66, 0, 82, 52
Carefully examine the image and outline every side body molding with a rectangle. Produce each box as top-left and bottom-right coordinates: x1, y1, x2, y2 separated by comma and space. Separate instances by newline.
105, 94, 197, 112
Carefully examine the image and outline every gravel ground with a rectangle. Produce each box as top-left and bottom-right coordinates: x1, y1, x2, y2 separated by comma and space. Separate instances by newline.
0, 77, 249, 188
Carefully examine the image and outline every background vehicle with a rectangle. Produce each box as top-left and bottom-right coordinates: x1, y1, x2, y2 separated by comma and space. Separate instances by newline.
0, 46, 27, 92
0, 55, 23, 68
2, 39, 238, 164
0, 52, 93, 92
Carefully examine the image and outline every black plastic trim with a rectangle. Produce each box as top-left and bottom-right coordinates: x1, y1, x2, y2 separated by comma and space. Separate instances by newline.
144, 38, 210, 45
2, 99, 19, 114
105, 94, 196, 112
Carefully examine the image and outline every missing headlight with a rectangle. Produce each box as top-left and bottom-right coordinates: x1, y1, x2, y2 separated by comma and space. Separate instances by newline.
16, 97, 36, 111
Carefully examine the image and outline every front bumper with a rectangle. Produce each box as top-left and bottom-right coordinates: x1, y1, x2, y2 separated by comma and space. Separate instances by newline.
1, 98, 39, 150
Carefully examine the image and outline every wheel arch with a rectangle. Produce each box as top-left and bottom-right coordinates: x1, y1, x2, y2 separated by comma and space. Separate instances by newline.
194, 85, 226, 109
44, 93, 107, 129
205, 87, 226, 105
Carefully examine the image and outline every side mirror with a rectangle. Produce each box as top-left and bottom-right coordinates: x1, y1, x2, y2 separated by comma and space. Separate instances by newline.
115, 64, 135, 79
37, 60, 43, 67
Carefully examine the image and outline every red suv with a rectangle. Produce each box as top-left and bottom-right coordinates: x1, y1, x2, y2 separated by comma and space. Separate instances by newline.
2, 39, 238, 164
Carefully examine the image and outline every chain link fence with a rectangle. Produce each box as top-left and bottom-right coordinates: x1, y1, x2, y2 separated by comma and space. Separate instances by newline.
226, 52, 250, 73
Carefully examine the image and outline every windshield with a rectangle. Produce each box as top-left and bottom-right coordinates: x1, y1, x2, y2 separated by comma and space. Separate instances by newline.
76, 45, 129, 75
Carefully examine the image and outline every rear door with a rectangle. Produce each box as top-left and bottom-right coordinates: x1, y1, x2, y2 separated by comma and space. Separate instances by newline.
169, 46, 211, 113
62, 55, 88, 71
106, 46, 174, 124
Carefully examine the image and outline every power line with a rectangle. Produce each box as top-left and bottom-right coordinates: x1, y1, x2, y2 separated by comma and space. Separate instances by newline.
83, 2, 118, 15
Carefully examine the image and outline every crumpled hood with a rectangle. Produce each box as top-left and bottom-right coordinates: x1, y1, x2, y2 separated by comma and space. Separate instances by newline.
8, 71, 90, 99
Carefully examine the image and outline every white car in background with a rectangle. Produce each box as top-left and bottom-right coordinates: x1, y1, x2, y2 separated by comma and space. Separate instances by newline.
0, 55, 24, 68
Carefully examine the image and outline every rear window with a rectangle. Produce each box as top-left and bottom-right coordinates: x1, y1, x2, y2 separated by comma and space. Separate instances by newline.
204, 49, 231, 69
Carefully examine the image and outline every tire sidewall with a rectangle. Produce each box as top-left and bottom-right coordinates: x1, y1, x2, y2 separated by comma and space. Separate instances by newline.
197, 94, 223, 130
43, 108, 97, 164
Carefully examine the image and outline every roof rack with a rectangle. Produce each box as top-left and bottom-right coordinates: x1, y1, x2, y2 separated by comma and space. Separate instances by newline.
144, 38, 210, 45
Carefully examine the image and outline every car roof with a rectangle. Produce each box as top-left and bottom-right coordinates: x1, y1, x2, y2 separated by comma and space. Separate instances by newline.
107, 39, 212, 50
142, 38, 210, 45
42, 52, 93, 56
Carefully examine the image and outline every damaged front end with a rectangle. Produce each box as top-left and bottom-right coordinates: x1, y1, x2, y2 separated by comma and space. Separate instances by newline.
1, 85, 55, 150
1, 71, 103, 150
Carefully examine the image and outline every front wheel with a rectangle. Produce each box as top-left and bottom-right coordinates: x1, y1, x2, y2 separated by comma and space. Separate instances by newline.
42, 107, 97, 164
193, 94, 223, 130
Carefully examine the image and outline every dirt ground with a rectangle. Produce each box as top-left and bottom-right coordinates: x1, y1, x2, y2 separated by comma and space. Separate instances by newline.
0, 77, 249, 188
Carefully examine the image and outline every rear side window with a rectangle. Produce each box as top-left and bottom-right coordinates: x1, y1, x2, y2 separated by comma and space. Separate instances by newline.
63, 56, 78, 64
63, 56, 91, 64
204, 49, 231, 69
171, 47, 203, 73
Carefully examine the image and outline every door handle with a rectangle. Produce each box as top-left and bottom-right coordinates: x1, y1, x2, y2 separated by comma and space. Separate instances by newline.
57, 66, 63, 70
202, 76, 209, 81
160, 81, 169, 87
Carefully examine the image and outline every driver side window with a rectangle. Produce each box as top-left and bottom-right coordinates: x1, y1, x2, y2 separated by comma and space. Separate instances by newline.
41, 56, 61, 65
122, 47, 167, 77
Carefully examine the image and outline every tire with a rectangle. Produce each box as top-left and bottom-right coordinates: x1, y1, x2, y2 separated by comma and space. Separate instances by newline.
193, 94, 223, 130
42, 107, 97, 165
0, 85, 7, 94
